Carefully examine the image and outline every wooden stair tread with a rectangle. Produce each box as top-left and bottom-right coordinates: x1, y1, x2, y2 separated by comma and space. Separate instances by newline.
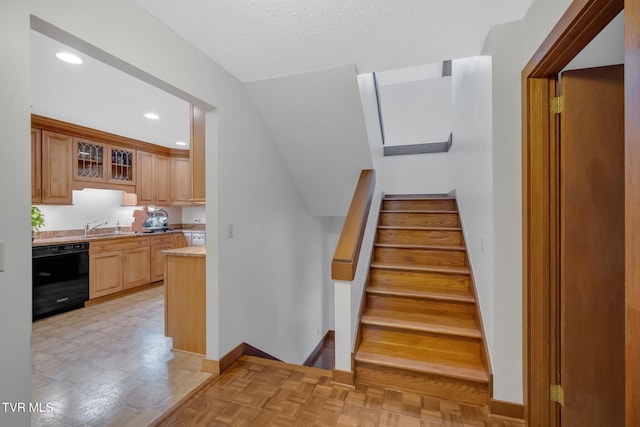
356, 341, 488, 383
380, 210, 458, 214
378, 225, 462, 232
362, 308, 480, 338
383, 195, 454, 200
375, 243, 466, 252
371, 263, 470, 275
367, 282, 475, 303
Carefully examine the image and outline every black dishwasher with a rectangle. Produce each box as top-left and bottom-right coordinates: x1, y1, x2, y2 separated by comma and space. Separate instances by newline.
32, 242, 90, 321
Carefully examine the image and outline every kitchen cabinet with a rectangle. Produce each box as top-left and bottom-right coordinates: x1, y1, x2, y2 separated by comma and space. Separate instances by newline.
171, 157, 191, 205
32, 116, 194, 206
89, 236, 150, 299
137, 151, 170, 205
123, 246, 151, 289
72, 137, 108, 183
109, 145, 136, 185
150, 233, 184, 282
73, 137, 136, 186
164, 246, 206, 354
31, 129, 42, 203
31, 129, 73, 205
89, 251, 123, 298
190, 105, 206, 203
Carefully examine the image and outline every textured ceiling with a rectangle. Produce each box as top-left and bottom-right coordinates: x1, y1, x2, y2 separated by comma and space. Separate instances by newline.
135, 0, 533, 82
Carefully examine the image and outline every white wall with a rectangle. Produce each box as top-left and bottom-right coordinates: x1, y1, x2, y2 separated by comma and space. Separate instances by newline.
489, 21, 525, 404
28, 0, 327, 369
0, 1, 32, 425
215, 87, 326, 362
35, 189, 182, 231
322, 217, 344, 332
450, 56, 495, 362
357, 73, 450, 196
246, 65, 373, 217
357, 73, 384, 172
379, 153, 450, 195
181, 206, 206, 224
379, 76, 453, 146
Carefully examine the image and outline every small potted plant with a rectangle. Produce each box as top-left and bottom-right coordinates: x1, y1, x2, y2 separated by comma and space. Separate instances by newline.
31, 206, 45, 240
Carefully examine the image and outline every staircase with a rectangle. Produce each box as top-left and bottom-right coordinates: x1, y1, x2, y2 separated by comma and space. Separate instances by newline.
354, 195, 490, 405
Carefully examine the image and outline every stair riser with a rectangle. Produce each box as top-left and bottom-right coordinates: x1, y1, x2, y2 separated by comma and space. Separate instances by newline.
380, 212, 459, 227
366, 295, 475, 319
376, 228, 463, 246
382, 199, 457, 211
355, 363, 488, 406
374, 247, 466, 267
370, 269, 470, 293
362, 326, 481, 359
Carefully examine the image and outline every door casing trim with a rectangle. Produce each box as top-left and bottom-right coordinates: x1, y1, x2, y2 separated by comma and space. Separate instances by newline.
521, 0, 627, 425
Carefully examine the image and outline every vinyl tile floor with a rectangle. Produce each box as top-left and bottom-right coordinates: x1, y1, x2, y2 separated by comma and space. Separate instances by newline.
31, 285, 213, 426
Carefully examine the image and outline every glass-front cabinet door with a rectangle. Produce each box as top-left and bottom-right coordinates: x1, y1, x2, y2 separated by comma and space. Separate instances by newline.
73, 137, 107, 182
108, 146, 136, 185
73, 139, 136, 185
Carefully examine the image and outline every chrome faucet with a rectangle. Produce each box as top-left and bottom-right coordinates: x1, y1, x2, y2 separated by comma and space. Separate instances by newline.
84, 220, 107, 236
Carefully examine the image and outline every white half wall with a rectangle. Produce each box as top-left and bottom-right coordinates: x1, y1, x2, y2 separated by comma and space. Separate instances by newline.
322, 217, 345, 332
0, 2, 32, 425
379, 153, 450, 195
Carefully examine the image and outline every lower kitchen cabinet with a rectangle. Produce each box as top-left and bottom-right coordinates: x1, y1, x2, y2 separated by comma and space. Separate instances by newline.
150, 234, 183, 282
90, 251, 123, 298
123, 246, 151, 289
89, 236, 150, 299
89, 233, 185, 299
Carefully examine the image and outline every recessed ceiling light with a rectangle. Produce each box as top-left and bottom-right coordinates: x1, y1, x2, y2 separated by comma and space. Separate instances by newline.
144, 112, 160, 120
56, 52, 83, 65
176, 141, 187, 146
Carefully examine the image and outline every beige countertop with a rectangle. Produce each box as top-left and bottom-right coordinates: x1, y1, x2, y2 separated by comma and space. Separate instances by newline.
32, 229, 185, 247
162, 246, 206, 257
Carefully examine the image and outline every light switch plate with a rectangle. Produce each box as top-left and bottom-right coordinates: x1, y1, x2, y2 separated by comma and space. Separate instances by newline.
0, 240, 4, 272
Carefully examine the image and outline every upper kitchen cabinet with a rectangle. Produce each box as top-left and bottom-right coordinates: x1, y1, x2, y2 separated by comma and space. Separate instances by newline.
190, 105, 206, 203
109, 146, 136, 186
31, 128, 42, 203
73, 137, 107, 183
32, 128, 72, 205
73, 138, 136, 187
137, 151, 170, 206
171, 156, 191, 205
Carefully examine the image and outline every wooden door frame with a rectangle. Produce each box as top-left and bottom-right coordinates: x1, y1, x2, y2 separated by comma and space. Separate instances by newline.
522, 0, 640, 425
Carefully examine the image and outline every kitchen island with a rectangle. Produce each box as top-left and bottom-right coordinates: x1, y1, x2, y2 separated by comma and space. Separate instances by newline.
163, 245, 206, 354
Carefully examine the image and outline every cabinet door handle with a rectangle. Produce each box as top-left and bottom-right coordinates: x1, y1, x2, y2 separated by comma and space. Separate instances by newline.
37, 188, 41, 197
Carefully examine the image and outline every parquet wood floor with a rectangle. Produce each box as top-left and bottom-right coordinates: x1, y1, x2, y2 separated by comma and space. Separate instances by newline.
154, 356, 524, 427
